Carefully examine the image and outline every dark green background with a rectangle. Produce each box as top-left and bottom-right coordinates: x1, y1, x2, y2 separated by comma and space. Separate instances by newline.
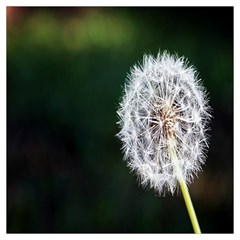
7, 7, 233, 233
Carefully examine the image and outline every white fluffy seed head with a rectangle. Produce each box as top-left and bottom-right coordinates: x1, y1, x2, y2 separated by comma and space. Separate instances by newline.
117, 51, 211, 195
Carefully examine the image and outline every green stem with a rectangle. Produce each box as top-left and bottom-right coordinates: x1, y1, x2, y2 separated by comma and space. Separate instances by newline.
179, 179, 201, 233
168, 139, 201, 234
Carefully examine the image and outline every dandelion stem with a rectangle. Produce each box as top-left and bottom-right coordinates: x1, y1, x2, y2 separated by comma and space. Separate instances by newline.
179, 179, 201, 233
168, 139, 201, 234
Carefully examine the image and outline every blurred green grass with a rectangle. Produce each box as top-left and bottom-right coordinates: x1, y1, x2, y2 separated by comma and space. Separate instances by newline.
7, 7, 233, 233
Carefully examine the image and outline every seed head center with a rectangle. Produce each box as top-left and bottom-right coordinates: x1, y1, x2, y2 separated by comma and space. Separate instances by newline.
155, 101, 177, 139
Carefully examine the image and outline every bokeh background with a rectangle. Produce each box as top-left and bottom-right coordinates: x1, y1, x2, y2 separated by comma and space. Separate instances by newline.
7, 7, 233, 233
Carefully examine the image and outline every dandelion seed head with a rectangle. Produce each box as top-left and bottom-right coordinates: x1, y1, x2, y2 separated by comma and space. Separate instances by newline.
117, 51, 211, 195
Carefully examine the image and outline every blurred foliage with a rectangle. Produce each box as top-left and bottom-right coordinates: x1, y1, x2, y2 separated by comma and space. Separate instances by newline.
7, 7, 233, 233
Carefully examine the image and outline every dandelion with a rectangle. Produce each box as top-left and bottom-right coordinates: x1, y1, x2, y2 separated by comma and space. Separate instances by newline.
117, 51, 211, 233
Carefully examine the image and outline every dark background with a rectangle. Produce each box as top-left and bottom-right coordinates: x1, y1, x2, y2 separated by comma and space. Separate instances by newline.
7, 7, 233, 233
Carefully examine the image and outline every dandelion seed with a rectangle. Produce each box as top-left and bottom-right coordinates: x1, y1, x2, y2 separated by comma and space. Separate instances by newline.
116, 50, 212, 233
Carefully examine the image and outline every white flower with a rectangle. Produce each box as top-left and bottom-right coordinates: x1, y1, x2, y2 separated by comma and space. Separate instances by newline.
117, 51, 211, 195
